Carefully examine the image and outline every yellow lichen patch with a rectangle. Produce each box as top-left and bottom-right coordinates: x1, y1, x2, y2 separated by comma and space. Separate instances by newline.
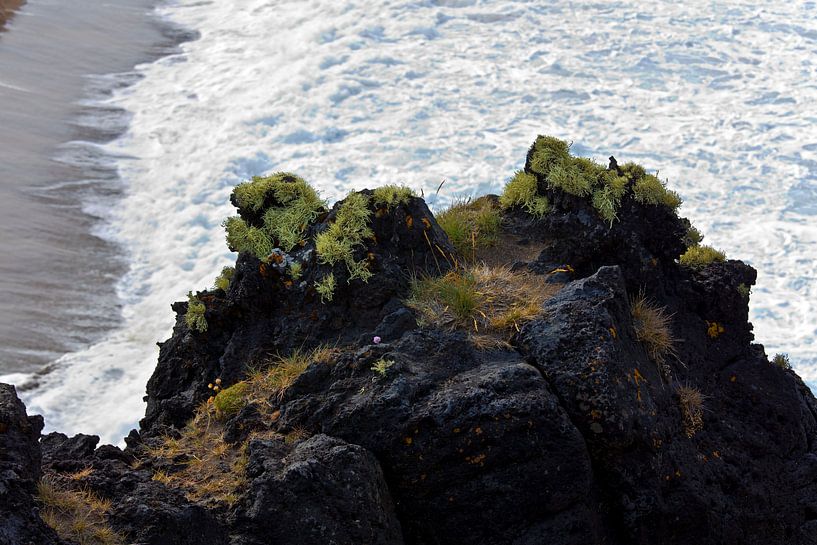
37, 476, 124, 545
707, 321, 725, 338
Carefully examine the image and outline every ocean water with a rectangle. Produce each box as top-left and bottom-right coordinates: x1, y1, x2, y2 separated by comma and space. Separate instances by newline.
2, 0, 815, 444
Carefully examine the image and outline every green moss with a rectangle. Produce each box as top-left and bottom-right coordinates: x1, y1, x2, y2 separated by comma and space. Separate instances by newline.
633, 174, 682, 210
437, 198, 501, 257
737, 283, 751, 300
546, 160, 593, 197
185, 291, 207, 332
289, 262, 302, 281
499, 170, 549, 218
772, 353, 791, 370
315, 273, 336, 303
591, 186, 619, 226
684, 224, 703, 248
228, 173, 325, 253
528, 135, 571, 176
620, 162, 646, 181
223, 216, 274, 259
214, 266, 235, 291
315, 192, 374, 282
213, 382, 248, 418
373, 185, 415, 209
679, 245, 726, 269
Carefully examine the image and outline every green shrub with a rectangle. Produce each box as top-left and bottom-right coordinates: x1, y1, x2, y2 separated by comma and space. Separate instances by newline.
213, 382, 249, 419
772, 353, 791, 370
437, 198, 501, 257
185, 292, 207, 332
223, 216, 273, 259
315, 273, 336, 303
632, 174, 682, 210
499, 170, 549, 218
528, 135, 571, 176
683, 224, 703, 247
679, 245, 726, 269
620, 161, 646, 180
373, 185, 415, 209
315, 192, 374, 282
214, 266, 235, 291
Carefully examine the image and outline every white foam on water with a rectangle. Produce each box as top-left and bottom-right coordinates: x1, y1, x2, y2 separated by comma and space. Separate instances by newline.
14, 0, 817, 443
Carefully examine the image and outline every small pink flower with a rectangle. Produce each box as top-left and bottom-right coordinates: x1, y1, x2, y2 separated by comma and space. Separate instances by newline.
373, 336, 382, 344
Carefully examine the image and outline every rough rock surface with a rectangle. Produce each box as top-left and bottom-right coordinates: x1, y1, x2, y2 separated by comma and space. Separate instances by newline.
0, 384, 63, 545
1, 141, 817, 545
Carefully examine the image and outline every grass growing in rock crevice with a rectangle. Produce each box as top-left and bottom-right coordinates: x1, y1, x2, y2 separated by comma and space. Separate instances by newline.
631, 291, 676, 374
37, 477, 124, 545
436, 197, 501, 260
406, 264, 560, 342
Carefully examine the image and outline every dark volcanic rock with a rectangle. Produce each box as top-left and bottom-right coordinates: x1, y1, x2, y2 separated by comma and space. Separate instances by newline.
232, 434, 403, 545
0, 384, 64, 545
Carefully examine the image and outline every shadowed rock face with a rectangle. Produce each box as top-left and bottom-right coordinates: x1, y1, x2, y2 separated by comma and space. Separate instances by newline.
2, 141, 817, 544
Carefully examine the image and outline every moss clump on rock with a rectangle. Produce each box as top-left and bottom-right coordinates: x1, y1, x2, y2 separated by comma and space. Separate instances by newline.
632, 174, 683, 210
185, 292, 207, 332
214, 266, 235, 291
224, 173, 326, 258
499, 170, 550, 218
314, 273, 336, 303
372, 185, 415, 209
680, 245, 726, 269
315, 192, 374, 283
213, 382, 249, 419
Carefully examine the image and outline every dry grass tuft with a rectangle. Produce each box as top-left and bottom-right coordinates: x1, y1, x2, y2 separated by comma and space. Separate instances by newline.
677, 385, 705, 438
631, 292, 676, 367
37, 476, 124, 545
406, 264, 559, 340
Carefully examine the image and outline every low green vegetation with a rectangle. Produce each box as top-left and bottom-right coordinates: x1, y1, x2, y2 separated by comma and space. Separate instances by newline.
213, 382, 249, 419
406, 265, 559, 337
683, 224, 703, 248
373, 185, 415, 209
679, 245, 726, 269
214, 266, 235, 291
499, 170, 549, 218
371, 358, 394, 378
315, 192, 374, 283
737, 283, 751, 300
224, 172, 326, 258
185, 292, 207, 332
501, 135, 681, 226
772, 353, 791, 370
315, 273, 336, 302
289, 261, 302, 280
436, 197, 501, 258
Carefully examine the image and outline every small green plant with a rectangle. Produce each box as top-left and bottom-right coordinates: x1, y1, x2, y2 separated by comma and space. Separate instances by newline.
373, 185, 415, 209
315, 273, 336, 303
315, 192, 374, 282
528, 135, 571, 176
225, 173, 325, 256
737, 283, 751, 300
772, 353, 791, 370
223, 216, 273, 259
437, 197, 501, 257
371, 358, 394, 378
683, 224, 703, 247
289, 261, 302, 281
546, 160, 593, 197
185, 292, 207, 332
632, 174, 682, 210
591, 186, 619, 226
214, 266, 235, 291
680, 245, 726, 269
213, 382, 249, 419
676, 385, 704, 438
499, 170, 549, 218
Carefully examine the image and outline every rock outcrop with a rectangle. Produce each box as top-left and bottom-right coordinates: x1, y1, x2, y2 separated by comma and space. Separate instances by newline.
2, 138, 816, 545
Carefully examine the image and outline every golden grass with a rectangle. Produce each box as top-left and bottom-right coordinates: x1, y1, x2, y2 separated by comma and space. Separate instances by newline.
146, 346, 338, 506
677, 385, 705, 438
631, 292, 676, 366
37, 477, 124, 545
406, 264, 559, 339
